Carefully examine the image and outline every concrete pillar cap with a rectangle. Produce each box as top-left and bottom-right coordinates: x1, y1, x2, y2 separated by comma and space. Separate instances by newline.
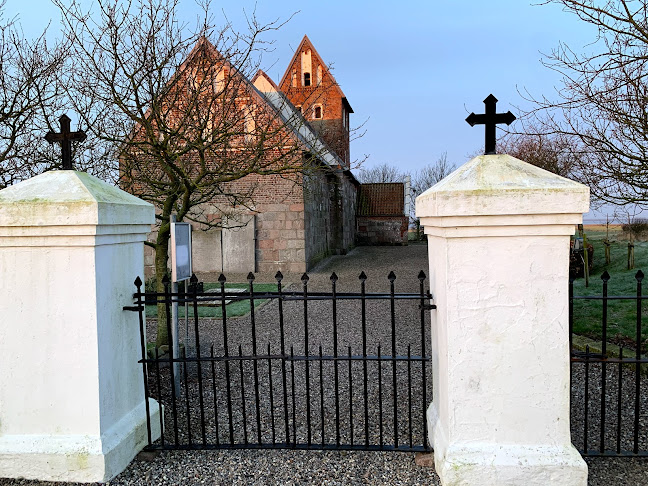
0, 170, 154, 226
416, 154, 589, 218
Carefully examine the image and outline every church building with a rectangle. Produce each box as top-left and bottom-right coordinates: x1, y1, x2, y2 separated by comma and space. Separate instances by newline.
137, 35, 358, 276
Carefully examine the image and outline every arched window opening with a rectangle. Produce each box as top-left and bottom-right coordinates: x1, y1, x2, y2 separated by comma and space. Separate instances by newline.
314, 105, 322, 119
244, 105, 256, 144
304, 72, 311, 87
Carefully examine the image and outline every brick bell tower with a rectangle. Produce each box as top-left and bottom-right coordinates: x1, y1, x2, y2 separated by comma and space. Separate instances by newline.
279, 35, 353, 165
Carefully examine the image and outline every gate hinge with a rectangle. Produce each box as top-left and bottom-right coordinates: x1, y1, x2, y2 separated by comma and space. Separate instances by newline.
419, 303, 437, 311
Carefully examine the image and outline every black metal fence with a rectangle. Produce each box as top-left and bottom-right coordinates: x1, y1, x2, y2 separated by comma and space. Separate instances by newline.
127, 270, 433, 452
570, 271, 648, 457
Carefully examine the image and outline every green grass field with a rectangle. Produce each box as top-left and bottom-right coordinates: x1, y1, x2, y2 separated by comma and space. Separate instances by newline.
572, 228, 648, 350
145, 282, 278, 319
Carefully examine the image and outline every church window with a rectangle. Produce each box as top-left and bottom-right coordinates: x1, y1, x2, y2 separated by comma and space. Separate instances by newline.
244, 105, 256, 143
301, 49, 312, 85
317, 65, 322, 85
314, 105, 322, 119
292, 69, 297, 87
214, 65, 229, 95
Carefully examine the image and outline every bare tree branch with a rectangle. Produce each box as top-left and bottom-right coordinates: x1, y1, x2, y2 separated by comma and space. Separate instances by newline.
524, 0, 648, 208
55, 0, 336, 345
356, 162, 408, 183
0, 2, 73, 188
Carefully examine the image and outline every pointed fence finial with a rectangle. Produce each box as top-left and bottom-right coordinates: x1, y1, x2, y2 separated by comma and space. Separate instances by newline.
601, 270, 611, 282
247, 272, 255, 283
218, 273, 227, 283
636, 269, 644, 282
417, 270, 426, 281
359, 271, 367, 281
134, 276, 143, 287
275, 270, 284, 282
330, 272, 338, 283
301, 273, 310, 284
388, 271, 396, 282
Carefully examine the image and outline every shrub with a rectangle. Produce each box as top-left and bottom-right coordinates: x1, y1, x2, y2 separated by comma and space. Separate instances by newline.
621, 218, 648, 237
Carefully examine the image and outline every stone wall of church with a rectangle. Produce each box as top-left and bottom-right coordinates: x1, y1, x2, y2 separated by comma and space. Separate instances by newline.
143, 171, 308, 277
220, 171, 307, 274
143, 168, 357, 277
303, 170, 334, 268
303, 170, 357, 269
340, 175, 357, 250
356, 216, 408, 246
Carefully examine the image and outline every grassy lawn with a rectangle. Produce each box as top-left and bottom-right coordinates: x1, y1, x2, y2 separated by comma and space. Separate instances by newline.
572, 228, 648, 350
145, 282, 278, 319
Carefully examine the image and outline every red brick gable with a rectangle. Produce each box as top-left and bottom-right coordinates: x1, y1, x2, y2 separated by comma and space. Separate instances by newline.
278, 35, 349, 106
277, 35, 352, 165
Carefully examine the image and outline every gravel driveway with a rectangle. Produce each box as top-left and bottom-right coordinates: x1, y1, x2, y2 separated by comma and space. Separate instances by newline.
2, 243, 647, 485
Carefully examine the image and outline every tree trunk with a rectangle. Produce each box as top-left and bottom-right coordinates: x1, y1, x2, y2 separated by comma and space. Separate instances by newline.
604, 239, 611, 265
628, 241, 635, 270
155, 219, 171, 347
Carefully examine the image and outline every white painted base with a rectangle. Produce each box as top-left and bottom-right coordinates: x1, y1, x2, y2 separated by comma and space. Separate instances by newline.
427, 404, 588, 486
0, 399, 161, 483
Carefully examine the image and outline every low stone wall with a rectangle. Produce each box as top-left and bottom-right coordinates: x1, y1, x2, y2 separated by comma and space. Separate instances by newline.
356, 216, 408, 245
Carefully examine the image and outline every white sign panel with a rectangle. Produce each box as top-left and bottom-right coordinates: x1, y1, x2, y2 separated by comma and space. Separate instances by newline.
171, 222, 192, 282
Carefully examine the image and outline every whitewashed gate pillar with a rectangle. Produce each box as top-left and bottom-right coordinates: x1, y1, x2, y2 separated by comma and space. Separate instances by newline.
416, 154, 589, 486
0, 170, 160, 483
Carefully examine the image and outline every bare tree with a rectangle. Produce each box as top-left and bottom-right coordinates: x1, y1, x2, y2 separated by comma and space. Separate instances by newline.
55, 0, 335, 345
409, 153, 455, 238
356, 162, 408, 183
0, 2, 71, 189
498, 130, 581, 178
526, 0, 648, 207
411, 152, 454, 194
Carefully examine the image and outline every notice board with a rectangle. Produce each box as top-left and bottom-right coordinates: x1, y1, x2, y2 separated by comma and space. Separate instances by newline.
171, 222, 192, 282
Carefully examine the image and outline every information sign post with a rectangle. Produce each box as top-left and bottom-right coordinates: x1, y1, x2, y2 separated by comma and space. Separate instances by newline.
170, 217, 192, 396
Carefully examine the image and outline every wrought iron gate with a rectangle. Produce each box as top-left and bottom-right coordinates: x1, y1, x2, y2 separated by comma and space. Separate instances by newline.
570, 271, 648, 457
127, 270, 433, 452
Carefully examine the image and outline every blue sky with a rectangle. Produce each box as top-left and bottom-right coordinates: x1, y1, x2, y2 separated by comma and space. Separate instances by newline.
5, 0, 596, 175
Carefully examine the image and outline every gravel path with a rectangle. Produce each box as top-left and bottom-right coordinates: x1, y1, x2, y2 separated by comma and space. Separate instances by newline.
2, 243, 647, 485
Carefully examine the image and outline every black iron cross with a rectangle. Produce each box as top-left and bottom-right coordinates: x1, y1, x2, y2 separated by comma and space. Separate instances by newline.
465, 94, 516, 155
44, 114, 87, 170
